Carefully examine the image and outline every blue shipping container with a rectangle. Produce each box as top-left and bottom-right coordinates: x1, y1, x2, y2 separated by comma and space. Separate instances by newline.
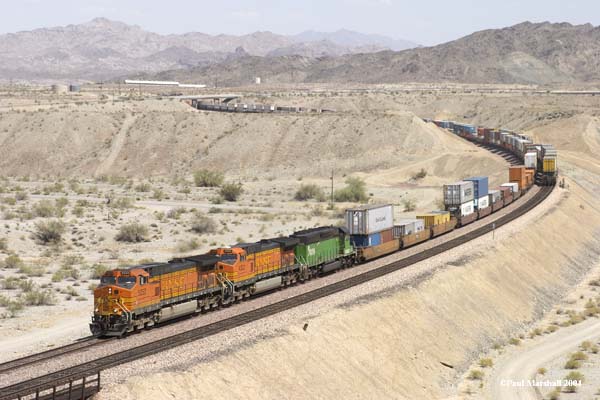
464, 176, 489, 201
350, 232, 381, 248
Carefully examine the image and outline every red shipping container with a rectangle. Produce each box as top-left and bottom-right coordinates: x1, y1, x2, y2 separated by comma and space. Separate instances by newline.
380, 228, 394, 244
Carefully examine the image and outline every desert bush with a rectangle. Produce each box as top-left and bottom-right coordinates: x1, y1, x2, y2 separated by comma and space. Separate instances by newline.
570, 351, 588, 361
134, 182, 152, 192
564, 359, 581, 369
220, 183, 243, 201
90, 264, 109, 279
52, 265, 80, 282
210, 195, 224, 204
23, 288, 56, 306
1, 276, 21, 289
563, 371, 584, 393
72, 206, 85, 218
334, 177, 368, 203
548, 389, 560, 400
2, 254, 23, 269
294, 184, 326, 201
115, 222, 149, 242
402, 198, 416, 212
468, 370, 483, 380
167, 207, 187, 220
33, 200, 57, 217
1, 197, 16, 205
412, 168, 427, 180
15, 191, 28, 201
479, 358, 493, 368
194, 169, 224, 187
191, 214, 216, 234
177, 238, 200, 253
108, 197, 134, 209
508, 337, 521, 346
18, 263, 46, 277
0, 238, 7, 252
33, 219, 65, 244
537, 367, 547, 375
152, 189, 165, 200
55, 197, 69, 209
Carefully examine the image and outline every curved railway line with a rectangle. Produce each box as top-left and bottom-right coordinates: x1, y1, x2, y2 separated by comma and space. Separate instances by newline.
0, 181, 554, 400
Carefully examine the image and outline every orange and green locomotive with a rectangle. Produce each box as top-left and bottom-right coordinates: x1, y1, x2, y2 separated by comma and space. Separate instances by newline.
91, 227, 355, 336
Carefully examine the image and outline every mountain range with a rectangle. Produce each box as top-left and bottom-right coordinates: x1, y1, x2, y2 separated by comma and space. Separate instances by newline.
0, 18, 418, 82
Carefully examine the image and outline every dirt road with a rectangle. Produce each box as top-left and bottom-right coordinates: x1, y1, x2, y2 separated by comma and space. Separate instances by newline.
487, 318, 600, 400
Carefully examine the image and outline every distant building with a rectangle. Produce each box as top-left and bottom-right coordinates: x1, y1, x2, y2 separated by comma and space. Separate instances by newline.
255, 77, 261, 85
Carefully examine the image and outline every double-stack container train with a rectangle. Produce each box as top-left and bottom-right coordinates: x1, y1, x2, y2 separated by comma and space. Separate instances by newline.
92, 119, 557, 336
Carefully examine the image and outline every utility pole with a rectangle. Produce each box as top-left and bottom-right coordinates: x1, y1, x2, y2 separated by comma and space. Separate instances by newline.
330, 169, 334, 209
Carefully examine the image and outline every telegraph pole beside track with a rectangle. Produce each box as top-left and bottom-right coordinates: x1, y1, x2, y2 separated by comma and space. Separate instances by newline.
330, 170, 334, 209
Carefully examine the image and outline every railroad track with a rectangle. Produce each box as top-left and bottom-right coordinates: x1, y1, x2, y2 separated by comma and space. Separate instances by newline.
0, 184, 554, 400
0, 337, 111, 376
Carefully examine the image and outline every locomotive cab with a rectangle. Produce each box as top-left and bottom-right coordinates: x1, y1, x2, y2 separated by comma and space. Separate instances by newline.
91, 268, 151, 336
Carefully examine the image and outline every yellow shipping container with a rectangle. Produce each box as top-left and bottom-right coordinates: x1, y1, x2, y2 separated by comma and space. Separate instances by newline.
543, 158, 556, 173
417, 211, 450, 228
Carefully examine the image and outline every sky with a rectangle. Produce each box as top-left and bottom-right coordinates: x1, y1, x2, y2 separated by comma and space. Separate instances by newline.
3, 0, 600, 45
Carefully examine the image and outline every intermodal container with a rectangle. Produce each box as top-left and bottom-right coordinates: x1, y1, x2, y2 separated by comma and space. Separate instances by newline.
509, 166, 526, 182
401, 229, 432, 248
501, 182, 519, 193
444, 181, 474, 206
459, 200, 475, 216
464, 176, 489, 203
488, 189, 501, 204
350, 232, 381, 248
476, 195, 489, 209
345, 204, 394, 235
393, 219, 425, 237
524, 152, 537, 169
416, 211, 451, 228
497, 186, 511, 199
380, 228, 394, 244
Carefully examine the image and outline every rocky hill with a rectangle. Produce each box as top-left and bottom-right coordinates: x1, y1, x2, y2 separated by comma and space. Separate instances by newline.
154, 22, 600, 85
0, 18, 415, 82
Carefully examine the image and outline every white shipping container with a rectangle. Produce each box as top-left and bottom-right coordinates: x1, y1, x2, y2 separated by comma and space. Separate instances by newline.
443, 181, 474, 206
460, 200, 475, 216
393, 219, 425, 237
488, 189, 501, 204
345, 204, 394, 235
501, 182, 519, 193
524, 152, 537, 169
477, 195, 489, 209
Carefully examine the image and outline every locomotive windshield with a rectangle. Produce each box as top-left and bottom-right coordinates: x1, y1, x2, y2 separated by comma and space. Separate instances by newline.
118, 276, 136, 287
219, 254, 238, 265
100, 276, 116, 285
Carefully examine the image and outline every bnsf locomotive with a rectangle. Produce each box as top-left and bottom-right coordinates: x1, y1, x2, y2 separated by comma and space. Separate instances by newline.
92, 119, 558, 336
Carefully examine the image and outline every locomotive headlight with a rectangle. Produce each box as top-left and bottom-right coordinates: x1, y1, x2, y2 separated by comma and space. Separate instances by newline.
95, 308, 99, 312
113, 308, 118, 313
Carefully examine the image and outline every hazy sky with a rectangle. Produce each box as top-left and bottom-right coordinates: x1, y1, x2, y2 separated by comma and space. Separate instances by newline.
4, 0, 599, 45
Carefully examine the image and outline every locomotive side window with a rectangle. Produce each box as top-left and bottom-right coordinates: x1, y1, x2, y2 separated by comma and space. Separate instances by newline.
140, 276, 147, 285
101, 276, 116, 285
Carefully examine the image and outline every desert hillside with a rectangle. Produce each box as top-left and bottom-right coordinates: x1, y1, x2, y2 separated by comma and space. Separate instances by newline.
0, 99, 505, 182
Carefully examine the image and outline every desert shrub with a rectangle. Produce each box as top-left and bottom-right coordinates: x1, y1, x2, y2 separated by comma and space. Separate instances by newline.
537, 367, 547, 375
402, 198, 416, 212
563, 371, 584, 393
55, 197, 69, 209
194, 169, 224, 187
191, 214, 216, 234
33, 200, 58, 217
294, 184, 326, 201
508, 337, 521, 346
570, 351, 588, 361
15, 191, 28, 201
52, 265, 80, 282
220, 183, 243, 201
90, 264, 109, 279
468, 369, 483, 380
412, 168, 427, 180
210, 196, 224, 204
2, 254, 23, 269
564, 359, 581, 369
108, 197, 134, 209
177, 238, 200, 253
334, 177, 368, 203
134, 182, 152, 192
479, 358, 493, 368
23, 289, 56, 306
18, 263, 46, 277
33, 219, 65, 244
72, 206, 85, 218
548, 389, 560, 400
167, 207, 187, 220
0, 238, 7, 252
115, 222, 148, 242
1, 276, 21, 289
152, 189, 165, 200
1, 197, 16, 205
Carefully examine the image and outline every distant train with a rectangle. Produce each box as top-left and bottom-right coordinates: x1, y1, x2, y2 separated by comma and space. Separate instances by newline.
91, 120, 557, 336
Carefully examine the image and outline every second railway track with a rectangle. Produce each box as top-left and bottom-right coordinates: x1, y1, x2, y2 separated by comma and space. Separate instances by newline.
0, 184, 554, 400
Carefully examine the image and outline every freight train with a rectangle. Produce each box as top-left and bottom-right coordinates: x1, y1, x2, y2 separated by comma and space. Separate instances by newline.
91, 120, 558, 336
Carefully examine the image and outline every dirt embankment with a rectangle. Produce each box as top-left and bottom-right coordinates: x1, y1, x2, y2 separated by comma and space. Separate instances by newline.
99, 171, 600, 400
0, 99, 504, 180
